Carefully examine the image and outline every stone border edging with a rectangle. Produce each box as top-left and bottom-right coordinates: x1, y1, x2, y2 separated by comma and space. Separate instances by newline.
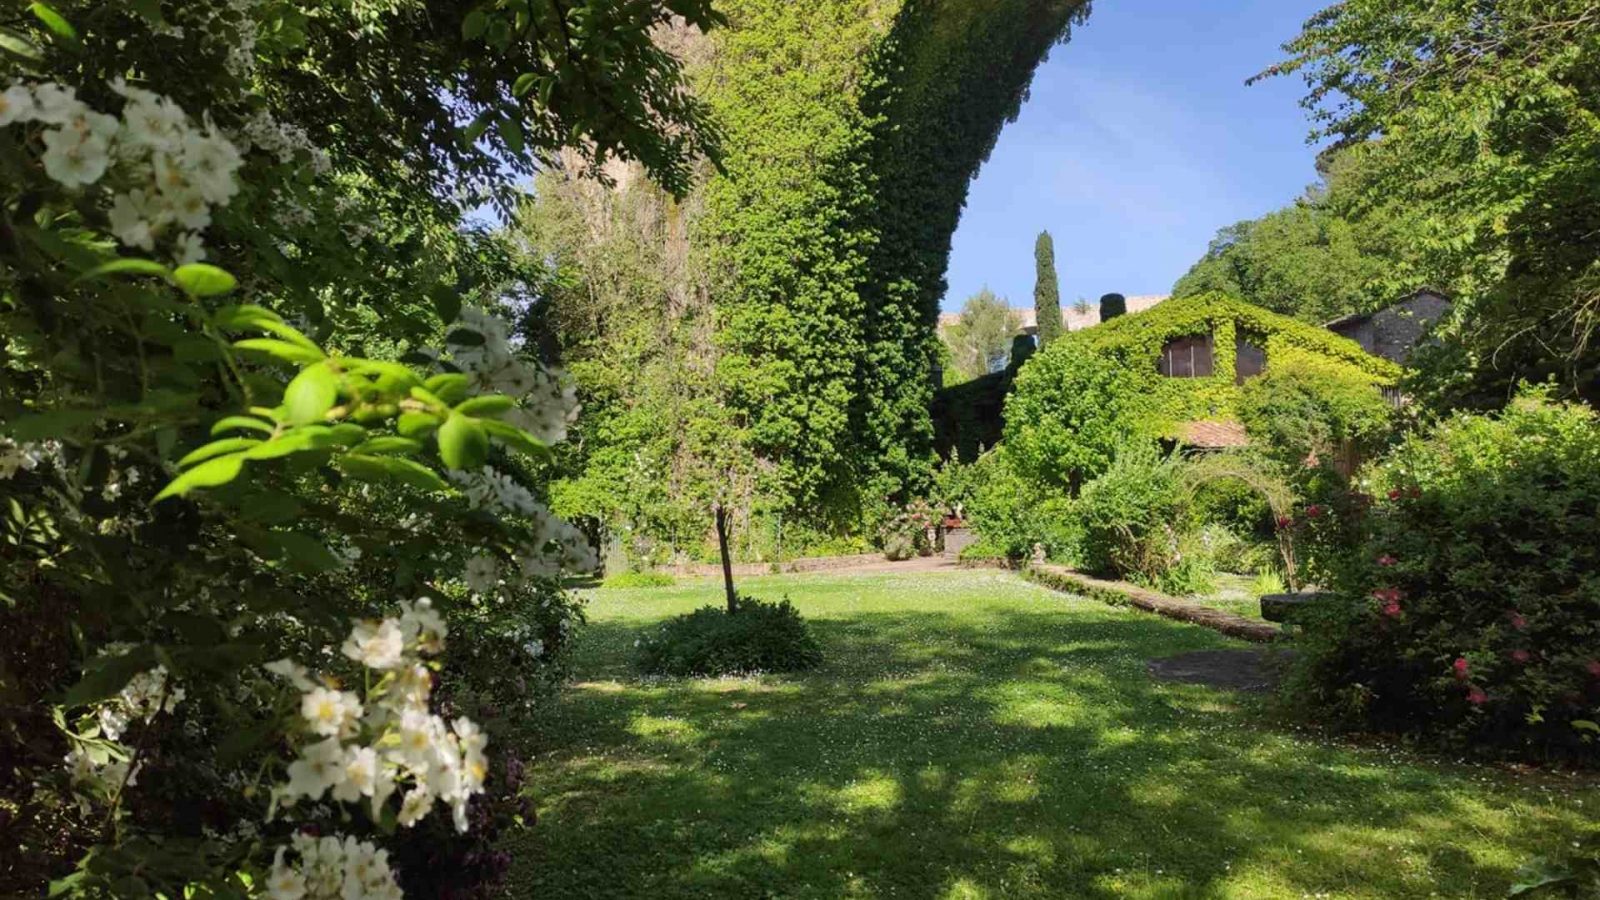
664, 552, 888, 578
1025, 563, 1282, 644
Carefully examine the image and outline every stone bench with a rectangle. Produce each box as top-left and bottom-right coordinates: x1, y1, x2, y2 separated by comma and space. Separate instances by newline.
1259, 592, 1338, 624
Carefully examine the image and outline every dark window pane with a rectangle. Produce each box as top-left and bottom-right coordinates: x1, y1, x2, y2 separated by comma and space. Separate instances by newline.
1235, 333, 1266, 384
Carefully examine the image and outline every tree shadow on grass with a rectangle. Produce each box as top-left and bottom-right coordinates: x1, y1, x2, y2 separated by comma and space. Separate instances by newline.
503, 603, 1597, 899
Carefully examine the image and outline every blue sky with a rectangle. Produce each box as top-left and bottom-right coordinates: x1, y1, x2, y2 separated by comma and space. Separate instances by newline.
942, 0, 1331, 313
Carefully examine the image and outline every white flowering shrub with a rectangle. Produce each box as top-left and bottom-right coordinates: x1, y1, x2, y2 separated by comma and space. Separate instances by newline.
0, 0, 716, 896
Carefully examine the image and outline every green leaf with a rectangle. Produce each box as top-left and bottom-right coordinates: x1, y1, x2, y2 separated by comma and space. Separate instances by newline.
283, 364, 340, 426
75, 257, 172, 283
481, 419, 553, 461
327, 423, 367, 446
2, 408, 98, 441
128, 0, 164, 25
217, 718, 279, 766
455, 394, 515, 417
153, 453, 246, 501
499, 116, 524, 154
430, 284, 462, 325
210, 415, 276, 436
28, 4, 77, 40
424, 373, 471, 405
436, 413, 488, 470
234, 338, 325, 365
213, 304, 284, 330
0, 27, 43, 65
461, 9, 487, 40
62, 645, 158, 707
340, 454, 449, 492
462, 111, 492, 145
351, 436, 423, 455
236, 490, 301, 524
177, 437, 262, 468
512, 73, 540, 97
251, 319, 322, 353
172, 263, 238, 298
271, 531, 343, 573
397, 412, 442, 437
242, 426, 338, 460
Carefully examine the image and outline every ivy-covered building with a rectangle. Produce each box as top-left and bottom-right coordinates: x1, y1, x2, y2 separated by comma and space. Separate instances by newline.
935, 292, 1404, 459
1067, 292, 1402, 448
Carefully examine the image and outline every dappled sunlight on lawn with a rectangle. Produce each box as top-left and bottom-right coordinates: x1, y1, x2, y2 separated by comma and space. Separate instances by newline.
503, 571, 1597, 899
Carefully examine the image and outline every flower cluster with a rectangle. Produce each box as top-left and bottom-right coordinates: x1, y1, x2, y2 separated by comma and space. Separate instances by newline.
266, 832, 403, 900
0, 79, 242, 263
267, 599, 488, 833
237, 108, 331, 175
0, 438, 62, 479
447, 305, 579, 445
63, 646, 185, 794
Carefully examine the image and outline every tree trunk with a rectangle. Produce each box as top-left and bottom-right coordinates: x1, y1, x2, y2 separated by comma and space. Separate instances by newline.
714, 503, 737, 614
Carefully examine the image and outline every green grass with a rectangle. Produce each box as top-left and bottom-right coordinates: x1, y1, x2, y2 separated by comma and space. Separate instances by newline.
504, 570, 1597, 899
1190, 572, 1270, 621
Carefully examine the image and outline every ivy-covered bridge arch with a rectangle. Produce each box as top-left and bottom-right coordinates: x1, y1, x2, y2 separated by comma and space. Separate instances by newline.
699, 0, 1090, 517
542, 1, 1091, 545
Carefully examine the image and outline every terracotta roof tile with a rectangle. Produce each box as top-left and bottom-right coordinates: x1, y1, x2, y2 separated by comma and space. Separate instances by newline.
1180, 420, 1250, 449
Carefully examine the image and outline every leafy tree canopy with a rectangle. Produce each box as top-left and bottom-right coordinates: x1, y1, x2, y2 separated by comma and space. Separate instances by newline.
1262, 0, 1600, 406
941, 288, 1021, 385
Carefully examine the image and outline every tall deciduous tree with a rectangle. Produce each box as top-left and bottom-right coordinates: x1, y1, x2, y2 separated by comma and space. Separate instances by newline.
1099, 293, 1126, 322
941, 288, 1022, 384
1172, 147, 1468, 325
1265, 0, 1600, 406
1033, 230, 1063, 347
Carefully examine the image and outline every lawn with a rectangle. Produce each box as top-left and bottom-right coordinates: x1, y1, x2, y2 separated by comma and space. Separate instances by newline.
504, 570, 1597, 899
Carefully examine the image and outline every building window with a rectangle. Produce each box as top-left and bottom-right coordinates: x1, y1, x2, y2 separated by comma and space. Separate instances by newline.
1235, 333, 1266, 384
1158, 333, 1214, 378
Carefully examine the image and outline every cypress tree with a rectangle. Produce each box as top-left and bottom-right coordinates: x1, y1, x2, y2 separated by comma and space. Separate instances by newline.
1032, 230, 1063, 347
1099, 292, 1127, 322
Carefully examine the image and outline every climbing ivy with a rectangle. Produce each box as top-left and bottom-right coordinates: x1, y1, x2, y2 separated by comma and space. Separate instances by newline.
1001, 293, 1399, 491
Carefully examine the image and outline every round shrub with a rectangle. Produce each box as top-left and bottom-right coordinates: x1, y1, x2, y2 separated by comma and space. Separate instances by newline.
1237, 355, 1394, 468
963, 448, 1078, 561
1004, 341, 1158, 492
636, 596, 823, 677
1074, 446, 1190, 581
1287, 389, 1600, 759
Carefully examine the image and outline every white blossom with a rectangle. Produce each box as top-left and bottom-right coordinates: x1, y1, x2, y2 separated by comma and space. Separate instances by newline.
41, 125, 111, 187
463, 554, 498, 594
0, 84, 35, 126
340, 618, 404, 670
267, 833, 403, 900
300, 687, 362, 738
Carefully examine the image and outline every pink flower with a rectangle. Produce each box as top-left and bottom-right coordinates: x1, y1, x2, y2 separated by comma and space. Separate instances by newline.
1466, 687, 1488, 706
1371, 587, 1403, 604
1508, 612, 1527, 631
1381, 600, 1402, 618
1586, 660, 1600, 678
1275, 515, 1293, 529
1452, 657, 1470, 680
1510, 649, 1530, 664
1376, 554, 1397, 568
1408, 486, 1422, 499
1387, 489, 1402, 501
1304, 504, 1325, 518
